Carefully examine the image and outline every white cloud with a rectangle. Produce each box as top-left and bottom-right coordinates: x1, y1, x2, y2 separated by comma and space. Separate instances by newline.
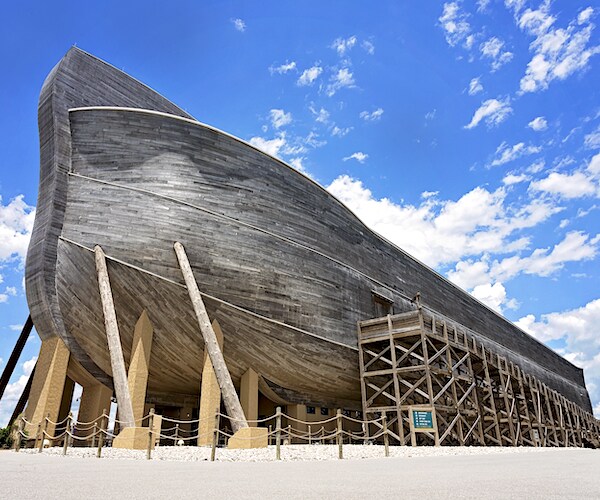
359, 108, 384, 121
249, 134, 287, 158
288, 157, 313, 178
578, 7, 594, 25
269, 109, 292, 129
518, 3, 600, 93
490, 141, 541, 167
471, 282, 512, 313
530, 171, 597, 198
425, 109, 436, 121
439, 2, 472, 47
331, 126, 353, 137
0, 195, 35, 266
464, 97, 512, 129
515, 298, 600, 416
9, 324, 22, 331
309, 106, 329, 124
269, 61, 296, 75
477, 0, 491, 12
468, 77, 483, 95
297, 65, 323, 86
0, 356, 37, 427
528, 116, 548, 131
327, 175, 560, 269
503, 173, 530, 185
326, 68, 355, 97
480, 37, 514, 70
343, 152, 368, 163
231, 18, 246, 32
362, 40, 375, 55
331, 36, 357, 56
584, 125, 600, 149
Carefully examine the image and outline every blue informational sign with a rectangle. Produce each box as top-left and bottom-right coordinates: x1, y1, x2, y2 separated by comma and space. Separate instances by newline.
412, 410, 434, 429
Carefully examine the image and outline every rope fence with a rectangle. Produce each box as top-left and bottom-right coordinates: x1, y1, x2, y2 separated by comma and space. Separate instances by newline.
12, 406, 403, 460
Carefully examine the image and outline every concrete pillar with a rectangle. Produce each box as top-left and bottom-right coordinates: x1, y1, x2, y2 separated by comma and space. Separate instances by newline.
127, 310, 154, 424
23, 336, 70, 439
77, 383, 112, 430
287, 404, 307, 443
241, 367, 259, 427
197, 320, 223, 446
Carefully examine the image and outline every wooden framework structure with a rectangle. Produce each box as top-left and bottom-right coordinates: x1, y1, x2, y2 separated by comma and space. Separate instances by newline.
358, 309, 600, 447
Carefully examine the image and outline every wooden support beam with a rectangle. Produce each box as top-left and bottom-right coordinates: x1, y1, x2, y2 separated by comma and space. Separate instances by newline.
94, 245, 135, 429
174, 241, 248, 433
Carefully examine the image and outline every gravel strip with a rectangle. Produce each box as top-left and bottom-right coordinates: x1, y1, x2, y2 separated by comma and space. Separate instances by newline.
19, 443, 567, 462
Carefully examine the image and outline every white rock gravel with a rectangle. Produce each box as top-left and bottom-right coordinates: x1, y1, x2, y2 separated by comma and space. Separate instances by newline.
21, 443, 561, 462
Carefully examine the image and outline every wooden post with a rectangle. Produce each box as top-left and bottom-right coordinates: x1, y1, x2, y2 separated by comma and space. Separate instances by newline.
175, 424, 180, 444
308, 425, 312, 445
382, 411, 389, 457
147, 409, 154, 460
211, 409, 220, 462
39, 414, 48, 453
92, 422, 98, 448
62, 412, 72, 456
14, 417, 24, 452
275, 406, 282, 461
268, 425, 272, 446
97, 409, 107, 458
174, 242, 248, 433
94, 246, 135, 428
34, 421, 41, 450
337, 409, 343, 459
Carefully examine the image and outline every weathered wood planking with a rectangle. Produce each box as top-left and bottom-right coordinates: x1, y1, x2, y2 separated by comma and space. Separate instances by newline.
26, 48, 592, 412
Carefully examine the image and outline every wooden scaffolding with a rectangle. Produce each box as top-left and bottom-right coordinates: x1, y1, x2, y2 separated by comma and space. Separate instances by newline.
358, 308, 600, 447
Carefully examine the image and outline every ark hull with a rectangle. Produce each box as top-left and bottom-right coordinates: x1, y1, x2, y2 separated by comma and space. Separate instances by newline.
26, 48, 593, 412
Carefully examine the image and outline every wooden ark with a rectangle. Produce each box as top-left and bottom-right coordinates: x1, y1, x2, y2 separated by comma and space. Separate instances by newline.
25, 47, 593, 414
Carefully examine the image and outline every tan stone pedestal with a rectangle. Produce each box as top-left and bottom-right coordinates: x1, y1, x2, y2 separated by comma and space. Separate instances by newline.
227, 427, 268, 449
112, 427, 153, 450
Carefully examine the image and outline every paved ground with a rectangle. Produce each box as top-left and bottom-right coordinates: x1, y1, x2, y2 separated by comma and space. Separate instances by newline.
2, 448, 599, 499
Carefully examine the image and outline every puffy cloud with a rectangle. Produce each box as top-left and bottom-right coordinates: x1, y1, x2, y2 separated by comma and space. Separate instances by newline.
331, 36, 357, 56
480, 37, 514, 70
468, 77, 483, 95
343, 152, 368, 163
231, 18, 246, 32
515, 298, 600, 416
326, 175, 560, 268
309, 106, 329, 124
578, 7, 594, 25
0, 356, 37, 427
517, 3, 600, 93
297, 65, 323, 86
464, 97, 512, 129
490, 141, 541, 167
269, 61, 297, 75
439, 2, 472, 47
530, 171, 597, 198
326, 68, 355, 97
0, 195, 35, 263
362, 40, 375, 55
249, 134, 287, 158
331, 126, 353, 137
269, 109, 292, 129
359, 108, 384, 121
502, 173, 530, 185
470, 282, 514, 313
528, 116, 548, 131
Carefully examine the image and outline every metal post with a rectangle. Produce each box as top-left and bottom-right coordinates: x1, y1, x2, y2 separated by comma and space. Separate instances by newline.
63, 412, 72, 456
97, 409, 107, 458
275, 407, 282, 461
337, 409, 343, 459
211, 409, 220, 462
382, 411, 389, 457
147, 409, 154, 460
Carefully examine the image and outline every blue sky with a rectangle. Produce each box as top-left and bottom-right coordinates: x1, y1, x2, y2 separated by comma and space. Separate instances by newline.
1, 0, 599, 425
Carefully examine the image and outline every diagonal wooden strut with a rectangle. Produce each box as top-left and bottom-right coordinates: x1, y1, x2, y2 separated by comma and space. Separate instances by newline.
174, 241, 248, 433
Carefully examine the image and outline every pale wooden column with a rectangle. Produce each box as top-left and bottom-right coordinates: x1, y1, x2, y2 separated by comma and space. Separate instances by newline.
94, 245, 135, 429
127, 311, 154, 424
23, 336, 70, 438
240, 367, 259, 427
197, 319, 223, 446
